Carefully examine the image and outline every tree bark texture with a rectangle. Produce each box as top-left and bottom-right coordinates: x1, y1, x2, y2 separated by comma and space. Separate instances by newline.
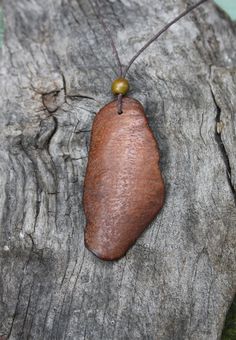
0, 0, 235, 339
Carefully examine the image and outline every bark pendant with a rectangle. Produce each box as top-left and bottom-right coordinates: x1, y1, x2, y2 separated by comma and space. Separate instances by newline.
83, 97, 164, 260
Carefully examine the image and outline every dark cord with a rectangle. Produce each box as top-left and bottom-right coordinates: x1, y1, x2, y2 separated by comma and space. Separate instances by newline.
117, 94, 123, 114
91, 0, 123, 77
91, 0, 209, 113
123, 0, 209, 77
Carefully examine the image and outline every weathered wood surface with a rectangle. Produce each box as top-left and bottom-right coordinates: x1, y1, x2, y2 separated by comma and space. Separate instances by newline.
0, 0, 235, 339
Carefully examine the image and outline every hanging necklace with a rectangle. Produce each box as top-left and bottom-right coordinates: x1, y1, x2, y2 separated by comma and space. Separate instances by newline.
83, 0, 209, 261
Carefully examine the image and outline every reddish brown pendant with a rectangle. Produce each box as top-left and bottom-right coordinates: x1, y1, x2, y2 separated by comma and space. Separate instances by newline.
83, 97, 164, 260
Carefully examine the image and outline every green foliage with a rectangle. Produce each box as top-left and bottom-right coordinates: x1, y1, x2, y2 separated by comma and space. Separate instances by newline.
215, 0, 236, 20
222, 298, 236, 340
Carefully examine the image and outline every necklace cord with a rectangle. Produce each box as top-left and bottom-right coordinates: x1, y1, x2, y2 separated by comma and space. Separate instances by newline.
123, 0, 209, 77
117, 94, 123, 114
90, 0, 123, 77
91, 0, 210, 113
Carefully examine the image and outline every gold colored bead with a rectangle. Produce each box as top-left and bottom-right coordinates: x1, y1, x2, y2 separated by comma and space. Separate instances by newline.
111, 78, 129, 95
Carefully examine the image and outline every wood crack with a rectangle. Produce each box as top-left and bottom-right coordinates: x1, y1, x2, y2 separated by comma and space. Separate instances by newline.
1, 0, 236, 339
210, 87, 236, 205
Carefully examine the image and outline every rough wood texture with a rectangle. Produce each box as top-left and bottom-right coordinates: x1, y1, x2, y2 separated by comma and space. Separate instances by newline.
0, 0, 235, 339
84, 97, 164, 261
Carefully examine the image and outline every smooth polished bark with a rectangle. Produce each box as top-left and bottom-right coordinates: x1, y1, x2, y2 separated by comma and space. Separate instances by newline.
83, 97, 164, 260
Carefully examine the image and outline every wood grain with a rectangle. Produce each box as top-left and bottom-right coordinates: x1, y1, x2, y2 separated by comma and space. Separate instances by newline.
0, 0, 235, 339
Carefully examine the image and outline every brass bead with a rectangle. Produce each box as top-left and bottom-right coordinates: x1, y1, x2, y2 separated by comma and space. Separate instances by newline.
111, 78, 129, 95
